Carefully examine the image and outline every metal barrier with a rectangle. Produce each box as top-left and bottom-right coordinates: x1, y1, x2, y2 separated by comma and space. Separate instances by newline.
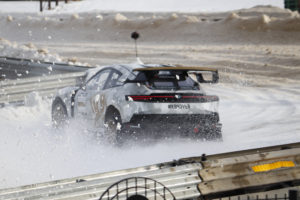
0, 72, 85, 106
0, 56, 89, 106
0, 163, 202, 200
0, 57, 89, 80
0, 142, 299, 200
215, 189, 300, 200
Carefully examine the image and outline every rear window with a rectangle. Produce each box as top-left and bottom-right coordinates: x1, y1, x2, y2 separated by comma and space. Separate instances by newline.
136, 70, 199, 90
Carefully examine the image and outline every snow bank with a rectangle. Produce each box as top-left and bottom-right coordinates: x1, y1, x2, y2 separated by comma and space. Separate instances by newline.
224, 12, 300, 31
0, 38, 62, 62
46, 0, 283, 13
0, 6, 299, 45
0, 38, 90, 66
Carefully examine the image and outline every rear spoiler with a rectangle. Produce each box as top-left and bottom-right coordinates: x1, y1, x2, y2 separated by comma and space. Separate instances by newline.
133, 66, 219, 84
133, 66, 217, 72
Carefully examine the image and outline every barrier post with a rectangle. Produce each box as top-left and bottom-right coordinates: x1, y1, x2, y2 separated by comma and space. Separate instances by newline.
48, 0, 51, 10
40, 0, 43, 12
289, 190, 299, 200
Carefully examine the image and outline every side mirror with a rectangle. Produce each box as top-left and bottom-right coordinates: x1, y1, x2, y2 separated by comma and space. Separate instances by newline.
195, 71, 219, 83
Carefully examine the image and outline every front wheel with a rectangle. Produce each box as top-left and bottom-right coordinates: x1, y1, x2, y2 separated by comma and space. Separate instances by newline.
52, 98, 68, 129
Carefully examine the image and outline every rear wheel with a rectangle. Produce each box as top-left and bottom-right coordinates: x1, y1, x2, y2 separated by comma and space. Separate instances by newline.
105, 109, 124, 145
52, 98, 68, 129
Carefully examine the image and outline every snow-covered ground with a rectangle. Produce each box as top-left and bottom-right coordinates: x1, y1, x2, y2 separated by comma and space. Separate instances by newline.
1, 84, 299, 188
0, 0, 300, 190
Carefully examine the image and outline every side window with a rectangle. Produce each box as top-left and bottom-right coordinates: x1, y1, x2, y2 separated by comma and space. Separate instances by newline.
86, 69, 111, 91
105, 70, 122, 89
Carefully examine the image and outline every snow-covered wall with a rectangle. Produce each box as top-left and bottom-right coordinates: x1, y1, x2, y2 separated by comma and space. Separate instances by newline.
0, 0, 284, 13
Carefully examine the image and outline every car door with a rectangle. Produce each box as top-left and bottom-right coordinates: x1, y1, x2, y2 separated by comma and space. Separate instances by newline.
92, 69, 123, 125
75, 69, 111, 120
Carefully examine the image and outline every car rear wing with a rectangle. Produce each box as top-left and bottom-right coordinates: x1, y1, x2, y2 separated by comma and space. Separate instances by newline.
133, 66, 219, 84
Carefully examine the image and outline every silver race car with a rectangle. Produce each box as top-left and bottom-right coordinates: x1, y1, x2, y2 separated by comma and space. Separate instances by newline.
52, 63, 222, 143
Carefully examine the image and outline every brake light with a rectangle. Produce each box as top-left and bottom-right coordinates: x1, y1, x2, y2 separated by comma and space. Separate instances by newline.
127, 95, 174, 101
126, 94, 219, 102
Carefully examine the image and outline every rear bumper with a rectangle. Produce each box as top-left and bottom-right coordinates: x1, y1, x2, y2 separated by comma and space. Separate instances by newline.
121, 113, 222, 139
129, 112, 219, 124
121, 100, 219, 123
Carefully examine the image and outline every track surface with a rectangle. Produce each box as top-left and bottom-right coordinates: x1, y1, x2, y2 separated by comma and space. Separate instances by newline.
0, 82, 299, 189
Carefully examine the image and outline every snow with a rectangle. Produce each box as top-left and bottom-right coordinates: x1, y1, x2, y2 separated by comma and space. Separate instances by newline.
0, 38, 62, 62
0, 84, 299, 188
0, 0, 300, 191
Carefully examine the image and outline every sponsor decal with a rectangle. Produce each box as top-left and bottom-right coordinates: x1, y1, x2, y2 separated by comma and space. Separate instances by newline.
168, 104, 190, 109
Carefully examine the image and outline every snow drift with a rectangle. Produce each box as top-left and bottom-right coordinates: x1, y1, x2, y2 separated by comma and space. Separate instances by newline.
0, 38, 61, 62
0, 6, 299, 44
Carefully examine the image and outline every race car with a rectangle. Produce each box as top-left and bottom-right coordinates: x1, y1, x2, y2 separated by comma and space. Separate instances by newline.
51, 63, 222, 143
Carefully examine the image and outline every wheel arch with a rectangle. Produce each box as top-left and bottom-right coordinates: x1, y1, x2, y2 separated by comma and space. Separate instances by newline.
105, 105, 121, 123
52, 97, 68, 116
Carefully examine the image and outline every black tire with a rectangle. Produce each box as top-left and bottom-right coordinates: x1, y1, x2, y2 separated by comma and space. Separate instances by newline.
105, 108, 124, 145
51, 98, 68, 129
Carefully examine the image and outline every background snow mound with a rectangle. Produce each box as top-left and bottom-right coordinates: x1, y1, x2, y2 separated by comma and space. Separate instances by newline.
225, 12, 240, 21
261, 14, 271, 24
0, 38, 62, 62
114, 13, 128, 22
185, 15, 200, 23
0, 38, 90, 66
71, 13, 80, 20
229, 14, 300, 31
0, 5, 298, 45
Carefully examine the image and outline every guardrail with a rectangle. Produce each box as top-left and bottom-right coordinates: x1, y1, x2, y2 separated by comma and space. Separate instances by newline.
0, 72, 85, 106
0, 57, 89, 80
0, 142, 299, 200
0, 57, 90, 106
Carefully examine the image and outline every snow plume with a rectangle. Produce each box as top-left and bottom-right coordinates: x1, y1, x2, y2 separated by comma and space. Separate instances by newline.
0, 38, 62, 62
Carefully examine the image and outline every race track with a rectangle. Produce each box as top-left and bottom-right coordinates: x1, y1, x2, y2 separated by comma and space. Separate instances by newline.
0, 82, 299, 189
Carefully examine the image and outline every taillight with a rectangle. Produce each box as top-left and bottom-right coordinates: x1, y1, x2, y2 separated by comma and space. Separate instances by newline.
125, 94, 219, 102
126, 95, 174, 101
